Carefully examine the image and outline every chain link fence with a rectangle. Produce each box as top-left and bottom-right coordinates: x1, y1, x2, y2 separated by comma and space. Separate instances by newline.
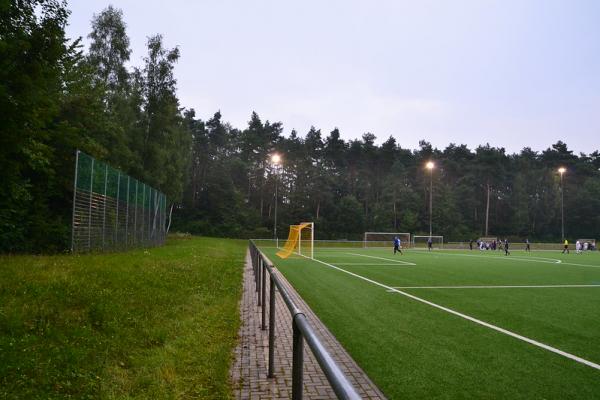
71, 150, 167, 252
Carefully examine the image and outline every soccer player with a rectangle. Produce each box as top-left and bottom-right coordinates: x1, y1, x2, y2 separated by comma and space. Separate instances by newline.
504, 239, 510, 256
427, 237, 433, 251
393, 236, 403, 255
576, 240, 582, 254
525, 238, 531, 252
469, 239, 473, 250
562, 239, 570, 254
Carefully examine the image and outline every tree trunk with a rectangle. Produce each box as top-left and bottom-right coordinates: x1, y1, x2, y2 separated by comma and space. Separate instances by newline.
316, 200, 320, 219
485, 183, 490, 236
166, 203, 174, 233
393, 199, 398, 230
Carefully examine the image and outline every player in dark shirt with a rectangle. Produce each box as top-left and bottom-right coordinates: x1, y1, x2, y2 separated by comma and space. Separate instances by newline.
393, 237, 403, 255
504, 239, 510, 256
427, 237, 433, 251
469, 239, 473, 250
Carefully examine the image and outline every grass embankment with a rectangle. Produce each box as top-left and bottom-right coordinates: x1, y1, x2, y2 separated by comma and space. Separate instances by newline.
0, 236, 246, 399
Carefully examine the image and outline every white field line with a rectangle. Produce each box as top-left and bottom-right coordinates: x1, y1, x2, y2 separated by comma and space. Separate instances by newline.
409, 251, 563, 265
345, 253, 417, 266
389, 284, 600, 290
411, 251, 600, 269
559, 261, 600, 269
333, 263, 407, 266
303, 255, 600, 371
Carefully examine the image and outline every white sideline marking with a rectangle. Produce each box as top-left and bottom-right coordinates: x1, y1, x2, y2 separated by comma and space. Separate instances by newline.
413, 251, 600, 269
389, 284, 600, 290
304, 255, 600, 371
334, 263, 407, 266
560, 262, 600, 269
409, 251, 563, 264
345, 253, 417, 266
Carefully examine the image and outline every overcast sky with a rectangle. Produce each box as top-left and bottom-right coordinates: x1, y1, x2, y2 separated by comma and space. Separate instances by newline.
65, 0, 600, 154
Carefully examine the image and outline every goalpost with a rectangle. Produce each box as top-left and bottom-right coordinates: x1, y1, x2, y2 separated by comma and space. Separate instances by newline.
412, 235, 444, 249
276, 222, 314, 259
363, 232, 411, 248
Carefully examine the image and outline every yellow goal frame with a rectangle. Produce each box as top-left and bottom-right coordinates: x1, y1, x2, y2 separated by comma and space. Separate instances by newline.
276, 222, 314, 259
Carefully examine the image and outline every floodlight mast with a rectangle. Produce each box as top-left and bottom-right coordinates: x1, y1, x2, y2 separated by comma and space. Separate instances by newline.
558, 167, 566, 241
426, 161, 435, 237
271, 154, 282, 247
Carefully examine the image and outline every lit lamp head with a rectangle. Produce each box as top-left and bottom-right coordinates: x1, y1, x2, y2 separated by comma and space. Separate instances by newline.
271, 153, 282, 165
558, 167, 566, 175
426, 161, 435, 170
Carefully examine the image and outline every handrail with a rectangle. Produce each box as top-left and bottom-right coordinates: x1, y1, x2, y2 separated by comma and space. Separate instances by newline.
248, 240, 362, 400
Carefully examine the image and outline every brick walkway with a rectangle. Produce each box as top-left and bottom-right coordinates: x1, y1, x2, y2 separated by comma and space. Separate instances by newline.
231, 251, 387, 399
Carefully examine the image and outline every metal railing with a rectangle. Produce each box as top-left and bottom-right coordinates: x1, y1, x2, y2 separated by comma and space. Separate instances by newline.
248, 240, 362, 400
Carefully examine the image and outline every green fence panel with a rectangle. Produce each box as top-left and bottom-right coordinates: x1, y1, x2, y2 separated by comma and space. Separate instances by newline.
71, 150, 167, 252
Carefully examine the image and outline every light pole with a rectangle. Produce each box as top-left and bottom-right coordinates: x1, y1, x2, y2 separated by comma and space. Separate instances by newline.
271, 153, 282, 247
558, 167, 566, 241
426, 161, 435, 238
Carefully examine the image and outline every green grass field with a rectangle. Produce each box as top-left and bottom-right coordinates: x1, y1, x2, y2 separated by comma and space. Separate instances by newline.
258, 244, 600, 399
0, 236, 246, 399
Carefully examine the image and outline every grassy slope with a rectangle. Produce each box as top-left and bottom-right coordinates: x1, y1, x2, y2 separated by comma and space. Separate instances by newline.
0, 237, 246, 399
261, 247, 600, 399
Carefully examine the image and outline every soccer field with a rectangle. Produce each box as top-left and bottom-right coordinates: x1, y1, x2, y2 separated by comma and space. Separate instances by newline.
257, 244, 600, 399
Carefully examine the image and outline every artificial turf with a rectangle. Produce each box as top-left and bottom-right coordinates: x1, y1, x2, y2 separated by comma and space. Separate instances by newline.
258, 245, 600, 399
0, 236, 246, 399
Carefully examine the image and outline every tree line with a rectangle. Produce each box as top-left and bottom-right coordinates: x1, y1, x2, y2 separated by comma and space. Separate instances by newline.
1, 1, 189, 252
175, 113, 600, 242
2, 1, 599, 253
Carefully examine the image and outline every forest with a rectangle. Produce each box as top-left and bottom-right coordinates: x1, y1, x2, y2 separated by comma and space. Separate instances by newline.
2, 1, 600, 252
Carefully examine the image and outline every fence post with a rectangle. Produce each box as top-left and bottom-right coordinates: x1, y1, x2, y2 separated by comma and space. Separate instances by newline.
70, 150, 80, 252
115, 171, 120, 246
88, 157, 94, 251
125, 176, 130, 248
268, 274, 276, 378
102, 164, 107, 250
148, 188, 152, 244
134, 180, 138, 247
141, 185, 145, 245
262, 262, 267, 330
292, 317, 304, 400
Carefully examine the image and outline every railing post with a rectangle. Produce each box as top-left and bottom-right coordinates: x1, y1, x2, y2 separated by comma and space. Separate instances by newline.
292, 316, 304, 400
268, 274, 276, 378
257, 258, 262, 306
254, 253, 258, 287
261, 262, 267, 330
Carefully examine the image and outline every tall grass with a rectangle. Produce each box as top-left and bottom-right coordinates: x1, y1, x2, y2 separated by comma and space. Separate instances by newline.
0, 236, 246, 399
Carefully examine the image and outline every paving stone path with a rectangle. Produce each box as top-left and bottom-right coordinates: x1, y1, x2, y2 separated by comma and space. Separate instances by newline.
231, 251, 387, 399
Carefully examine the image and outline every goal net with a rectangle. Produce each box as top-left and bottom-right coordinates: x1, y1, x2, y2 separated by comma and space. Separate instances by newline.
276, 222, 314, 259
363, 232, 411, 248
412, 235, 444, 249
